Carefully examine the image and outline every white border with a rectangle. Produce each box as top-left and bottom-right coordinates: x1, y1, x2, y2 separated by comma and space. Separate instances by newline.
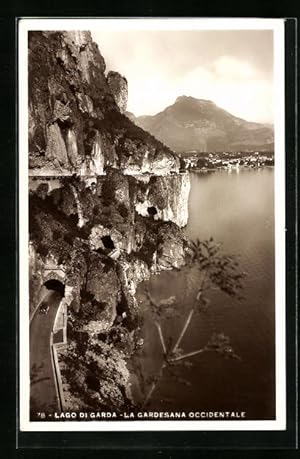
18, 18, 286, 432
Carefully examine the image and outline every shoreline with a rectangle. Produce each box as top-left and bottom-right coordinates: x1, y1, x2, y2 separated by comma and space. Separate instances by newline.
185, 165, 275, 173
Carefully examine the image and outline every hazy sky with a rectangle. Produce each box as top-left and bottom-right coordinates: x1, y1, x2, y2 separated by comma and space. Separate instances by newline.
92, 30, 273, 123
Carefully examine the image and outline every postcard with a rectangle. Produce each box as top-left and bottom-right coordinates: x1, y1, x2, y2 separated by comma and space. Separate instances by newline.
18, 17, 286, 432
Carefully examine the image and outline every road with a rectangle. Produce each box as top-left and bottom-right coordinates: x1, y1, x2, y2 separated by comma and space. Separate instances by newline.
30, 290, 63, 419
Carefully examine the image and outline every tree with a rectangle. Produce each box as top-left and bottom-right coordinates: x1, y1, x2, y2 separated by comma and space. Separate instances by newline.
142, 237, 246, 409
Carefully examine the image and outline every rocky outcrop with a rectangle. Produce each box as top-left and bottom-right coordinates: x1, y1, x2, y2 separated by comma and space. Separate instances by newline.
107, 71, 128, 114
29, 31, 178, 176
82, 253, 121, 334
134, 174, 190, 227
155, 222, 187, 271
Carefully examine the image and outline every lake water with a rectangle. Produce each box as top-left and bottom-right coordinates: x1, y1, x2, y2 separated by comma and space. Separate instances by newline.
133, 168, 275, 420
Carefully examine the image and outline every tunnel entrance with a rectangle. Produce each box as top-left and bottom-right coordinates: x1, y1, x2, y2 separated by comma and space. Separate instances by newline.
147, 206, 158, 216
101, 235, 115, 250
44, 279, 65, 296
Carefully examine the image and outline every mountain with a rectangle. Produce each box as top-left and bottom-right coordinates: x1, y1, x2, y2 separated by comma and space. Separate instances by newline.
133, 96, 274, 153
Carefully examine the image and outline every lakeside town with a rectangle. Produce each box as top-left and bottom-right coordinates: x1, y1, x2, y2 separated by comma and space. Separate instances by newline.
178, 151, 274, 172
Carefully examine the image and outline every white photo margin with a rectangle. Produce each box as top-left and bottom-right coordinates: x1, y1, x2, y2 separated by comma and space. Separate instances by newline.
18, 17, 286, 432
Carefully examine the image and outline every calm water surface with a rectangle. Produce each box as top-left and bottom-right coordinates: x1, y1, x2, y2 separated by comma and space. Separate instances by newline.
133, 168, 275, 419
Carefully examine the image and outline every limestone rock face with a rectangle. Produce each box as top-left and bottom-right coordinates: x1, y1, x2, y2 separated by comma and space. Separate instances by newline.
134, 174, 190, 227
119, 258, 151, 296
29, 31, 178, 176
45, 123, 69, 167
107, 71, 128, 114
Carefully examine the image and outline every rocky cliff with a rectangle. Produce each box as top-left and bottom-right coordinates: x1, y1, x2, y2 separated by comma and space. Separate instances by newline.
28, 31, 190, 413
29, 31, 179, 176
107, 71, 128, 114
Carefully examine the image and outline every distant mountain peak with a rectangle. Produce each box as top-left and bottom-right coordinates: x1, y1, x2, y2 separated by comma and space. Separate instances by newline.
135, 95, 274, 153
175, 95, 215, 105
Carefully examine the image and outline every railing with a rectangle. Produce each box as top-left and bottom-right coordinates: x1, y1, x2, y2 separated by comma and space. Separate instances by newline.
50, 301, 68, 413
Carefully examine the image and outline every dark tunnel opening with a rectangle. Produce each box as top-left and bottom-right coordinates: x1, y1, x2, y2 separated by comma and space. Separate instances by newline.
44, 279, 65, 297
147, 206, 158, 216
101, 235, 115, 250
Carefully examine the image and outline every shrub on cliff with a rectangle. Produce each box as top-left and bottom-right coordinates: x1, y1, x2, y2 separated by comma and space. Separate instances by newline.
29, 194, 78, 263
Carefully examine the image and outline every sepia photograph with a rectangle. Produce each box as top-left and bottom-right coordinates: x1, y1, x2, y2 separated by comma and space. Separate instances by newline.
18, 18, 286, 431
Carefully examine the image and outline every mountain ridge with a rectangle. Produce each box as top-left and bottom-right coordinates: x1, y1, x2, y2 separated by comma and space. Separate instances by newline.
132, 95, 274, 153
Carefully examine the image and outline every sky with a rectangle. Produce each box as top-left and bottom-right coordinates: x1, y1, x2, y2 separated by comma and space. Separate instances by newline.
92, 30, 274, 123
